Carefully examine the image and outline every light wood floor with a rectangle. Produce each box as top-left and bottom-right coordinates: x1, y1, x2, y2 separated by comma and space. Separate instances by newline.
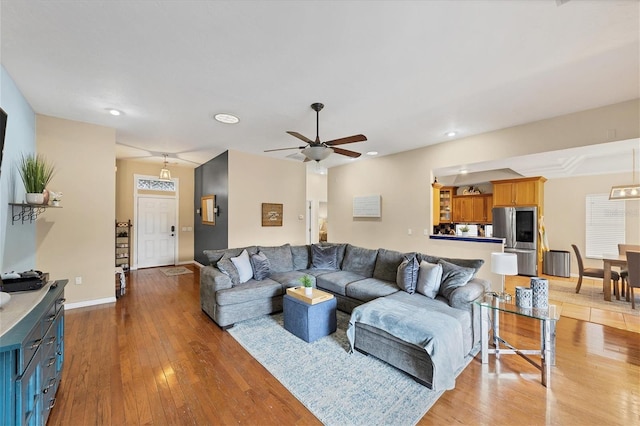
47, 266, 639, 425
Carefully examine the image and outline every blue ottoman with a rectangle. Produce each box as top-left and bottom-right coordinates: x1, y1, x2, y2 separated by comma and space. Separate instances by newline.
283, 294, 337, 342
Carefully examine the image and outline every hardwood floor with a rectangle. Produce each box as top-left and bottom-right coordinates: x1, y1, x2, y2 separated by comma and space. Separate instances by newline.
48, 266, 640, 425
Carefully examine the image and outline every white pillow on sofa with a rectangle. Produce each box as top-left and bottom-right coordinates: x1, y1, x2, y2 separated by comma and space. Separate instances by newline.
416, 261, 443, 299
231, 249, 253, 284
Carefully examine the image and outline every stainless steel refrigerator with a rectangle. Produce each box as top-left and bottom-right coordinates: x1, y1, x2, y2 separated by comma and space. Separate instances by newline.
492, 206, 538, 276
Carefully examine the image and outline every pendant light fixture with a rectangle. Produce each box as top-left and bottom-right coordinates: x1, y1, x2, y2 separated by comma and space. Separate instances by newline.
609, 148, 640, 200
159, 154, 172, 181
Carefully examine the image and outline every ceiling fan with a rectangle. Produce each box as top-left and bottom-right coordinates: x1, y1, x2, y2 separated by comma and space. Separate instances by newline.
265, 102, 367, 162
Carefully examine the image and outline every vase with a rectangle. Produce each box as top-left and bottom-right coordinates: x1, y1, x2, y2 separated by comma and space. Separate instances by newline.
304, 287, 313, 296
25, 193, 45, 204
530, 277, 549, 309
515, 286, 532, 308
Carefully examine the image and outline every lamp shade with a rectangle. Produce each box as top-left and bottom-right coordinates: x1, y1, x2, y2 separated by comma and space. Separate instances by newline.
491, 252, 518, 276
302, 146, 333, 162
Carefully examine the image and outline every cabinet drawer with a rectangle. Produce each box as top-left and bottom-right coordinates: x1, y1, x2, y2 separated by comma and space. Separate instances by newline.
21, 322, 43, 375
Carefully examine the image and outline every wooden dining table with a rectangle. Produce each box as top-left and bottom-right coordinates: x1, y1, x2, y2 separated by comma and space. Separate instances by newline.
602, 253, 627, 301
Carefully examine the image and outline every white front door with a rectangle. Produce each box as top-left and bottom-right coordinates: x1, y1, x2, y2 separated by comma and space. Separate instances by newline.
137, 196, 176, 268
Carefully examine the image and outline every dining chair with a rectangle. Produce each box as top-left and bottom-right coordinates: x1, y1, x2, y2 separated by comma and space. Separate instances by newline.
618, 244, 640, 301
625, 250, 640, 309
572, 244, 620, 296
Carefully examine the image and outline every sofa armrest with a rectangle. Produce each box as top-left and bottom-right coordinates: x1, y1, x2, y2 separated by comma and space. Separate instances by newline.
201, 265, 233, 293
448, 278, 490, 310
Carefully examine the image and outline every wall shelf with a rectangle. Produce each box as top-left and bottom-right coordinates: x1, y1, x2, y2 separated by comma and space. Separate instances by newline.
9, 203, 62, 224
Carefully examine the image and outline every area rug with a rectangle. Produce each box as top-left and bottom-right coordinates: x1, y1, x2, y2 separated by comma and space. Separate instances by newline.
548, 278, 638, 316
228, 311, 477, 426
160, 266, 193, 277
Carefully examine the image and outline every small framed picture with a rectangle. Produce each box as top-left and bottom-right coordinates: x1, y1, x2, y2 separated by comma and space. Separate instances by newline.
262, 203, 283, 226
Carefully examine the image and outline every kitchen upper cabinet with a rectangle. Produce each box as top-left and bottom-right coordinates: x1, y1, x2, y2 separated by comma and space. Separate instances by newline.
491, 177, 546, 206
434, 186, 456, 224
452, 194, 493, 223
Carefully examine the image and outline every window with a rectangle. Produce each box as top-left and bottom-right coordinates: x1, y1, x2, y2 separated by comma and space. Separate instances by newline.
585, 194, 625, 258
136, 178, 176, 192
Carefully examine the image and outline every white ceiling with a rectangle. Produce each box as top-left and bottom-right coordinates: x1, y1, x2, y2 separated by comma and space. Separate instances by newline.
1, 1, 638, 171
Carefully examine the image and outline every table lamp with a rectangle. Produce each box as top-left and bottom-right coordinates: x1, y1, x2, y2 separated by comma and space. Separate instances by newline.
491, 252, 518, 301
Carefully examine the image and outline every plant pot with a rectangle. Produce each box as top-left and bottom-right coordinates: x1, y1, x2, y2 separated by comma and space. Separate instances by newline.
304, 287, 313, 296
461, 231, 469, 237
25, 193, 45, 204
52, 200, 60, 207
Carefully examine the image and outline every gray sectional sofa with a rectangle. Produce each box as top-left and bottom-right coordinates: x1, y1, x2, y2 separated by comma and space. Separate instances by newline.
200, 242, 490, 390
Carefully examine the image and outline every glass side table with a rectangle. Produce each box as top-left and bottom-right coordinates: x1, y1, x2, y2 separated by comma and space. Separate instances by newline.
475, 294, 560, 387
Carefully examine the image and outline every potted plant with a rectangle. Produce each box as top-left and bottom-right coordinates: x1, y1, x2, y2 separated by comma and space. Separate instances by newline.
300, 274, 313, 296
460, 224, 470, 237
18, 153, 55, 204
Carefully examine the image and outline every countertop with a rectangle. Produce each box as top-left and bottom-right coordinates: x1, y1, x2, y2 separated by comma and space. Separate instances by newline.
0, 281, 54, 337
429, 234, 505, 244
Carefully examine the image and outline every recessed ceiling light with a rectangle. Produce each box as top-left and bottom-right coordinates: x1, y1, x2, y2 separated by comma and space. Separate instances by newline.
366, 151, 378, 156
460, 169, 468, 174
445, 131, 457, 137
214, 113, 240, 124
107, 108, 122, 116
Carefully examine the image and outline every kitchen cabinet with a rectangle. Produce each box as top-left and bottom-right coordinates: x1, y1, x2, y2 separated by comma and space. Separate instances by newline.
433, 186, 456, 224
452, 194, 493, 223
491, 177, 546, 206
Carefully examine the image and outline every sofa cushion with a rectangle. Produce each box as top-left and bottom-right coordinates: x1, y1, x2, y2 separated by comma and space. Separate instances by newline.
311, 244, 339, 270
291, 245, 311, 270
215, 278, 283, 306
316, 271, 366, 296
258, 244, 294, 273
270, 271, 315, 289
416, 261, 443, 299
319, 242, 348, 268
342, 245, 378, 277
373, 249, 416, 282
250, 252, 271, 281
203, 248, 228, 266
346, 278, 399, 302
230, 249, 253, 284
438, 260, 475, 300
299, 268, 337, 278
418, 254, 484, 275
396, 255, 419, 294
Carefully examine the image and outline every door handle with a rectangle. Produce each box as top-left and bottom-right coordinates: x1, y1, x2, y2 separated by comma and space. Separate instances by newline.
171, 225, 175, 236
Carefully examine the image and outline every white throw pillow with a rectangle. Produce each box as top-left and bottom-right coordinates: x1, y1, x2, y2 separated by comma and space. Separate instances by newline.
416, 261, 443, 299
231, 249, 253, 284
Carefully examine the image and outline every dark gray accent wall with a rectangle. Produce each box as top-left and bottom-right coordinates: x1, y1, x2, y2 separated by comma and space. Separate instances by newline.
194, 151, 229, 265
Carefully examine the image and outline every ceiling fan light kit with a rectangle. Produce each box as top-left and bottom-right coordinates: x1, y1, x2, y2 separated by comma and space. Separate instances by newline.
265, 102, 367, 162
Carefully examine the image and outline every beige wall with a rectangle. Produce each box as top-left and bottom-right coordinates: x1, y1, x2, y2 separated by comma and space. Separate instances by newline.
329, 100, 640, 284
228, 150, 307, 247
36, 115, 116, 304
306, 169, 328, 244
545, 172, 640, 272
115, 159, 195, 265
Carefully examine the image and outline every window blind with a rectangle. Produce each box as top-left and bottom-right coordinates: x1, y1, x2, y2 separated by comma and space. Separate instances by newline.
585, 193, 625, 258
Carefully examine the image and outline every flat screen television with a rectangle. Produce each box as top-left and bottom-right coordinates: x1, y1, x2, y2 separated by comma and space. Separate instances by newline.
0, 107, 6, 178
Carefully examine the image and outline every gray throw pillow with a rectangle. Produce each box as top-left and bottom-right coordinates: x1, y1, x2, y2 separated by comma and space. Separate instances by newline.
217, 256, 240, 286
438, 259, 475, 300
311, 244, 339, 269
416, 261, 443, 299
250, 251, 271, 281
290, 245, 311, 270
419, 254, 484, 275
396, 255, 419, 294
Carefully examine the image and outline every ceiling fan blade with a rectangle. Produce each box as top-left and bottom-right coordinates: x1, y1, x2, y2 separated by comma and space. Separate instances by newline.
332, 147, 362, 158
324, 134, 367, 146
264, 146, 306, 152
286, 131, 314, 144
303, 157, 312, 162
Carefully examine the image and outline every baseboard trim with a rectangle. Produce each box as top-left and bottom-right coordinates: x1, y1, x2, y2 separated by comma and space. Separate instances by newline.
64, 296, 117, 310
176, 260, 197, 266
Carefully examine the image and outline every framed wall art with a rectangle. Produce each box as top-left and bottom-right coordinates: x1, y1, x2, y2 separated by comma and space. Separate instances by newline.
262, 203, 283, 226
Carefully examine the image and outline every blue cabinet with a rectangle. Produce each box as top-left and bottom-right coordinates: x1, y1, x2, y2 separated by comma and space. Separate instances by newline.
0, 280, 67, 425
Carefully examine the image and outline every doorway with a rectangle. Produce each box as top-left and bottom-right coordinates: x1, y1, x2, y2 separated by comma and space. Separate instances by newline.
136, 196, 177, 268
